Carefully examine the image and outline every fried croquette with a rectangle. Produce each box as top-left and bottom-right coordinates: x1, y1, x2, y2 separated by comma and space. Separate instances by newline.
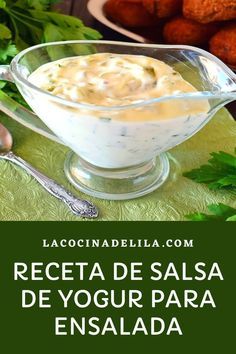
183, 0, 236, 24
104, 0, 158, 27
209, 24, 236, 66
143, 0, 182, 18
163, 17, 219, 45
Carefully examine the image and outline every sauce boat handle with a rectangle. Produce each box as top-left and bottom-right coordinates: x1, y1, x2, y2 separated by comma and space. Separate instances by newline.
0, 65, 63, 145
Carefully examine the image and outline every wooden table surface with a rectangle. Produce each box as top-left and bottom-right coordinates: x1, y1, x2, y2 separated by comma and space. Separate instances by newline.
56, 0, 236, 119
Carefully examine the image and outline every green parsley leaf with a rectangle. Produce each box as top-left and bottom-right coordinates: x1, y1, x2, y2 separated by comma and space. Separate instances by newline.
209, 151, 236, 168
185, 213, 218, 221
227, 215, 236, 221
43, 22, 86, 42
1, 81, 30, 107
29, 10, 102, 41
207, 203, 236, 218
186, 203, 236, 221
28, 0, 60, 11
0, 80, 6, 88
0, 23, 12, 39
14, 0, 59, 11
81, 26, 103, 40
183, 150, 236, 190
0, 0, 6, 9
0, 41, 18, 62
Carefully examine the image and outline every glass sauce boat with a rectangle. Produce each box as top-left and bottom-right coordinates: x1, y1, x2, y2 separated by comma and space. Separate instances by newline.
0, 41, 235, 200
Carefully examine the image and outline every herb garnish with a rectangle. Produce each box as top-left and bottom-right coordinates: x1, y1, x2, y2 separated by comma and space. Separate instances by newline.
186, 203, 236, 221
183, 149, 236, 190
183, 148, 236, 221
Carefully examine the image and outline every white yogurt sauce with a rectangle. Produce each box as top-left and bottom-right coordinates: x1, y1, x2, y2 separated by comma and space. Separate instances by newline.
27, 53, 210, 168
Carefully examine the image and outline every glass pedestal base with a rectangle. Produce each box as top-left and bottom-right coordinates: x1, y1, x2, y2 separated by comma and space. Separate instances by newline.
64, 152, 170, 200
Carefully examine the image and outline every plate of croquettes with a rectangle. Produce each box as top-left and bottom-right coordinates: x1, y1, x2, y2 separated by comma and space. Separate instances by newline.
88, 0, 236, 70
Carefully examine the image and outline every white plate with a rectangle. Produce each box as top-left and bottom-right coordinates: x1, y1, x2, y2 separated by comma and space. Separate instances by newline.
87, 0, 147, 43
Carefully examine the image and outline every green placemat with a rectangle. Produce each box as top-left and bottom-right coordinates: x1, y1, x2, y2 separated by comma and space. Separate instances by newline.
0, 109, 235, 221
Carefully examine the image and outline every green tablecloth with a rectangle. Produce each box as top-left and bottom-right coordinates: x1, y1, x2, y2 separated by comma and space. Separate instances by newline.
0, 109, 235, 221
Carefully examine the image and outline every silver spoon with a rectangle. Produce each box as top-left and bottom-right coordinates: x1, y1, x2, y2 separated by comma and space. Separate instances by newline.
0, 123, 98, 218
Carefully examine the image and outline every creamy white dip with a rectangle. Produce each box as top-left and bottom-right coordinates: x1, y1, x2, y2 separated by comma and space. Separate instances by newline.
27, 53, 210, 168
29, 53, 209, 120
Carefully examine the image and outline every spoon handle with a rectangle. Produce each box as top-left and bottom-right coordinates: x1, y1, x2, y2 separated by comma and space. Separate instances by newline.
0, 151, 98, 218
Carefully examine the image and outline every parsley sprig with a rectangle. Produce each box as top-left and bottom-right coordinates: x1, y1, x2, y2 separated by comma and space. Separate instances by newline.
0, 0, 102, 105
183, 149, 236, 190
186, 203, 236, 221
184, 149, 236, 221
